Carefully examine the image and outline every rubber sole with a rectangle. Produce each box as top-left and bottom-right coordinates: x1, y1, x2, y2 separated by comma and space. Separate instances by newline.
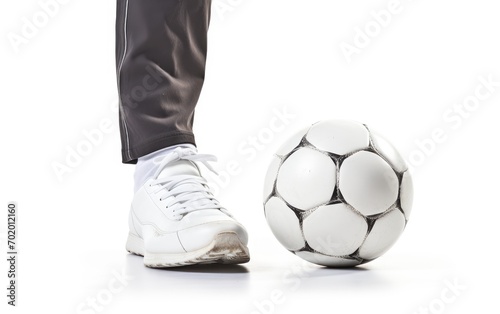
126, 232, 250, 268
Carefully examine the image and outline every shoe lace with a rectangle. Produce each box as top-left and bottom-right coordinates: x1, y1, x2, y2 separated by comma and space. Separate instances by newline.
150, 148, 229, 219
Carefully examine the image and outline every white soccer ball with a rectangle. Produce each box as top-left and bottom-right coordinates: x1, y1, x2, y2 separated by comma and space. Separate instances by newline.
263, 120, 414, 267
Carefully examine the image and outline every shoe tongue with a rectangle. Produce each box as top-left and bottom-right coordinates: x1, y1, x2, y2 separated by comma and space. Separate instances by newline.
157, 160, 200, 179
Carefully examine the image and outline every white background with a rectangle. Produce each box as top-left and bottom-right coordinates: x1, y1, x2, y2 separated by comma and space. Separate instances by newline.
1, 0, 500, 313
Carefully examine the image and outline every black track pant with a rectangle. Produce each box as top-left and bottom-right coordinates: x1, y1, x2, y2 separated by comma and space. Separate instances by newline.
116, 0, 212, 164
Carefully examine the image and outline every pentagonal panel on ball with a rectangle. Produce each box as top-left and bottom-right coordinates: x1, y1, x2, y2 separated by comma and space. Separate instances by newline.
370, 129, 408, 173
339, 151, 399, 216
263, 156, 281, 201
277, 147, 336, 210
306, 120, 370, 156
400, 171, 414, 220
358, 209, 406, 260
303, 204, 368, 256
265, 197, 305, 251
295, 251, 361, 268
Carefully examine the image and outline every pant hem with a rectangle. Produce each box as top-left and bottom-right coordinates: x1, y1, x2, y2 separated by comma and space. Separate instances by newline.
121, 133, 196, 164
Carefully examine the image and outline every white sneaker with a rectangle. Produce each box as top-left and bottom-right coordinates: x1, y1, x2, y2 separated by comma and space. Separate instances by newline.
126, 147, 250, 268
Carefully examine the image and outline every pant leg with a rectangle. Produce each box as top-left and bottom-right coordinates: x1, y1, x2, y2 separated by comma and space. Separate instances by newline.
116, 0, 212, 164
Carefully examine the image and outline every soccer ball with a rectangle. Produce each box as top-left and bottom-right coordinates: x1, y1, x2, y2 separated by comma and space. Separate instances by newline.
263, 120, 413, 267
